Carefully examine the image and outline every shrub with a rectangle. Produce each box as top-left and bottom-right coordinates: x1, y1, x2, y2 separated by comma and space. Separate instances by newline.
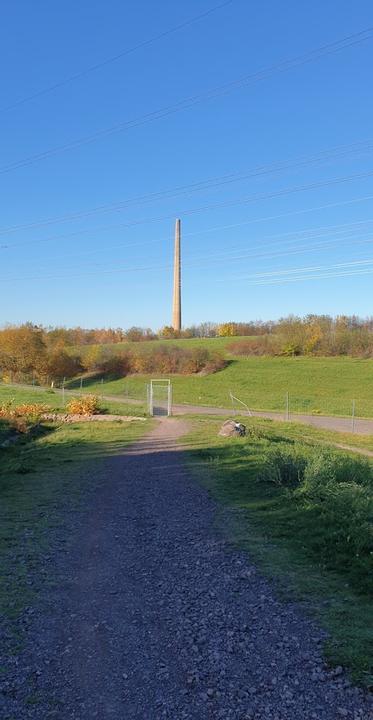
0, 401, 50, 420
228, 336, 279, 356
13, 403, 50, 418
128, 345, 227, 376
242, 423, 264, 440
259, 444, 310, 486
100, 352, 132, 378
261, 443, 373, 593
47, 349, 83, 382
300, 449, 373, 494
0, 401, 14, 418
79, 344, 227, 379
203, 350, 227, 374
295, 476, 373, 593
66, 395, 100, 416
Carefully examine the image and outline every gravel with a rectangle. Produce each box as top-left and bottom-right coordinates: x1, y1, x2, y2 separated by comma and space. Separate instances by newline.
1, 418, 372, 719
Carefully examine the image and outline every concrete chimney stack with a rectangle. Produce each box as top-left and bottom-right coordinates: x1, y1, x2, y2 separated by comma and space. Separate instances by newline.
172, 219, 181, 331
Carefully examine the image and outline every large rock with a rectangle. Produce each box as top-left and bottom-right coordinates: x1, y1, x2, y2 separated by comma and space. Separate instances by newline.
218, 420, 246, 438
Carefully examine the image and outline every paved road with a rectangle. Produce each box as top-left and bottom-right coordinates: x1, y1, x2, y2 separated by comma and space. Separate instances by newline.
171, 404, 373, 435
3, 382, 373, 435
2, 419, 371, 719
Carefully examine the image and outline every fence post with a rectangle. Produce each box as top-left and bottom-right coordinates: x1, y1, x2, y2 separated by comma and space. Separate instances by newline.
229, 391, 236, 416
168, 384, 173, 417
351, 399, 356, 433
285, 391, 290, 421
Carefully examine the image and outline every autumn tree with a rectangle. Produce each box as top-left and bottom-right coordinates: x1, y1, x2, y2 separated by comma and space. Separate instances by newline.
46, 345, 83, 382
0, 324, 47, 380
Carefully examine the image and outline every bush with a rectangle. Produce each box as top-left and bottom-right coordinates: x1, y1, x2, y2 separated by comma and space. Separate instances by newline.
259, 444, 310, 487
296, 476, 372, 593
300, 449, 373, 494
0, 401, 51, 435
228, 336, 279, 356
0, 401, 50, 420
243, 423, 264, 440
100, 352, 132, 378
203, 350, 227, 374
260, 443, 373, 593
95, 345, 228, 378
66, 395, 100, 416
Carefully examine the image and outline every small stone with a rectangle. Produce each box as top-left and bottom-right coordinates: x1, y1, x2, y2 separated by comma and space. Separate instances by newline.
337, 709, 349, 718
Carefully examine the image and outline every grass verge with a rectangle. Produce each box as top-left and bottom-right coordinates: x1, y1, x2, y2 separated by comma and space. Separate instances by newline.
0, 384, 146, 417
182, 415, 373, 687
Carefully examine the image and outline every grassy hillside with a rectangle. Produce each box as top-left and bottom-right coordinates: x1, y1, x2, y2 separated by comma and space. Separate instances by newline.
68, 355, 373, 418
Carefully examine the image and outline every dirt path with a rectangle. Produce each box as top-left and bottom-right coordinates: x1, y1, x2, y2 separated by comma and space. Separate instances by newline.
1, 419, 372, 719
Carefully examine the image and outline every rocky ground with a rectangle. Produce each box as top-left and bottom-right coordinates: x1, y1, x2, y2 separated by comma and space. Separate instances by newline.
1, 418, 372, 719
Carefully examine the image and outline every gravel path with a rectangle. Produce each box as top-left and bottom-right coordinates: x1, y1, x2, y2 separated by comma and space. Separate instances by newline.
1, 419, 372, 719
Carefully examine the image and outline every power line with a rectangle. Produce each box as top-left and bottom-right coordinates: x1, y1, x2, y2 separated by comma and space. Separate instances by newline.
3, 227, 373, 284
247, 259, 373, 286
32, 216, 373, 267
73, 234, 373, 276
9, 222, 373, 273
2, 0, 234, 112
1, 138, 371, 238
248, 258, 373, 279
1, 25, 372, 175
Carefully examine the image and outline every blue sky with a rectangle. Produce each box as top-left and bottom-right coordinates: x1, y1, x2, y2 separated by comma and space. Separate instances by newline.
1, 0, 372, 329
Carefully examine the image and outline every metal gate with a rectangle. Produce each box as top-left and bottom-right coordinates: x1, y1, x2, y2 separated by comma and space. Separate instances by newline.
147, 379, 172, 416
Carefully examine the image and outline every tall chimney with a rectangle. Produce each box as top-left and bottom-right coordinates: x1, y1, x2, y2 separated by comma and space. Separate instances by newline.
172, 218, 181, 331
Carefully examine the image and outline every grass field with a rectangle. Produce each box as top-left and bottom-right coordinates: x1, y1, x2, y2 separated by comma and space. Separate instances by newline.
0, 384, 146, 416
0, 418, 151, 631
66, 354, 373, 419
183, 415, 373, 686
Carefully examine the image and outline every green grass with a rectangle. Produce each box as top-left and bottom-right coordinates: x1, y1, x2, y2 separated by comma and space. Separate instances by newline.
65, 354, 373, 418
182, 416, 373, 686
182, 412, 373, 453
0, 384, 146, 417
0, 418, 151, 625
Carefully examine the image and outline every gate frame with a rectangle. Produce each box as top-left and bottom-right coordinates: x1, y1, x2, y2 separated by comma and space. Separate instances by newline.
148, 379, 172, 417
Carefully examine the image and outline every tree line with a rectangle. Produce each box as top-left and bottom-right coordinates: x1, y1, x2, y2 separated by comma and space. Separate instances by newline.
0, 324, 226, 384
228, 315, 373, 357
1, 316, 373, 385
15, 321, 270, 344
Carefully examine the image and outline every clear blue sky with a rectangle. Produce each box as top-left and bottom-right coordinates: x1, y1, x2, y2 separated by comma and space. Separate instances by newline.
1, 0, 372, 329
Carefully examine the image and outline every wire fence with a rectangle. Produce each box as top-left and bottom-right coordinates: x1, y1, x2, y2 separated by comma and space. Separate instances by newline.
0, 375, 372, 432
228, 391, 370, 433
0, 375, 149, 415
